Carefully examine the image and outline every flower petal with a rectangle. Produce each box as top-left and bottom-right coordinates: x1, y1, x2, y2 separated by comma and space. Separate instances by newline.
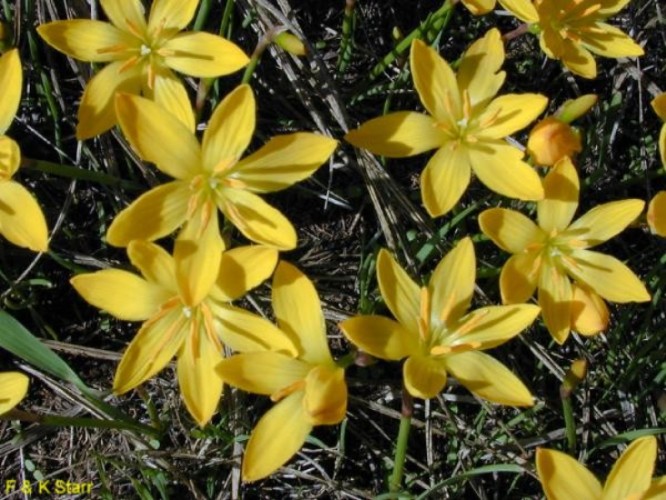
421, 142, 471, 217
127, 240, 177, 293
500, 251, 541, 304
562, 199, 644, 248
0, 371, 29, 415
546, 34, 597, 79
538, 157, 580, 233
644, 476, 666, 500
403, 354, 447, 399
651, 93, 666, 122
647, 191, 666, 237
0, 50, 21, 134
571, 283, 609, 336
152, 70, 195, 132
162, 32, 249, 77
233, 133, 337, 193
444, 350, 533, 406
660, 125, 666, 167
272, 262, 331, 365
536, 448, 603, 499
579, 23, 644, 58
457, 28, 506, 108
461, 0, 495, 15
497, 0, 539, 22
100, 0, 147, 37
479, 207, 545, 254
0, 181, 48, 252
242, 391, 312, 482
115, 93, 202, 179
202, 85, 255, 172
213, 246, 278, 302
148, 0, 198, 31
476, 94, 548, 139
0, 136, 20, 180
345, 112, 446, 157
339, 315, 418, 360
217, 188, 297, 250
70, 269, 172, 321
538, 258, 573, 344
527, 117, 582, 166
376, 248, 420, 336
303, 365, 347, 425
468, 140, 544, 201
106, 181, 190, 246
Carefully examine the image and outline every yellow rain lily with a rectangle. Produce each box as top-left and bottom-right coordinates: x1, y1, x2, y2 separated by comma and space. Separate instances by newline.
537, 436, 666, 499
479, 157, 650, 344
499, 0, 644, 79
345, 29, 546, 217
71, 241, 294, 426
340, 237, 539, 404
37, 0, 249, 138
0, 371, 29, 415
651, 93, 666, 166
648, 191, 666, 237
106, 85, 337, 306
0, 49, 48, 252
216, 262, 347, 482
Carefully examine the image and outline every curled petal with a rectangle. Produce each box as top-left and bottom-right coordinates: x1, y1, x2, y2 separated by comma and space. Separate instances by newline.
571, 284, 609, 336
0, 181, 49, 252
303, 365, 347, 425
163, 32, 249, 77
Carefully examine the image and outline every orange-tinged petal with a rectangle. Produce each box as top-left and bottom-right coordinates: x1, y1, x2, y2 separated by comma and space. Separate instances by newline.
76, 61, 142, 139
538, 157, 580, 233
457, 29, 505, 108
272, 262, 331, 365
0, 50, 21, 134
527, 118, 582, 166
604, 436, 656, 499
0, 137, 20, 179
37, 20, 138, 63
127, 240, 177, 293
421, 142, 471, 217
152, 70, 195, 132
644, 476, 666, 500
579, 23, 644, 58
345, 112, 446, 157
500, 251, 541, 304
410, 39, 461, 124
476, 94, 547, 139
376, 249, 420, 336
162, 32, 249, 77
461, 0, 496, 16
536, 448, 603, 500
468, 140, 544, 201
0, 371, 28, 415
70, 269, 172, 321
242, 391, 311, 482
100, 0, 147, 37
571, 283, 609, 335
652, 93, 666, 122
115, 93, 202, 179
403, 354, 447, 399
303, 365, 347, 425
647, 191, 666, 237
233, 133, 337, 193
0, 181, 49, 252
479, 208, 545, 254
217, 187, 297, 250
177, 329, 224, 426
443, 350, 533, 406
202, 85, 255, 172
564, 249, 650, 303
497, 0, 539, 22
562, 199, 644, 248
106, 181, 190, 246
148, 0, 198, 31
213, 246, 278, 302
538, 258, 573, 344
339, 315, 418, 360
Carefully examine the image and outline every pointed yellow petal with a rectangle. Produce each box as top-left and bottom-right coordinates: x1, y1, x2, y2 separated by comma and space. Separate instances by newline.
376, 249, 420, 336
345, 112, 446, 157
177, 331, 224, 427
217, 188, 297, 250
152, 70, 195, 132
444, 350, 533, 406
339, 315, 418, 360
233, 133, 337, 193
651, 93, 666, 122
0, 371, 28, 415
202, 85, 255, 172
100, 0, 147, 36
460, 0, 496, 16
0, 136, 20, 180
162, 33, 249, 77
421, 142, 471, 217
106, 181, 190, 246
538, 259, 573, 344
564, 249, 650, 303
272, 261, 331, 365
71, 269, 172, 321
597, 0, 632, 16
457, 28, 506, 107
538, 157, 580, 233
403, 354, 447, 399
468, 141, 544, 201
113, 306, 188, 394
479, 207, 545, 254
242, 392, 311, 482
115, 93, 202, 179
410, 39, 461, 124
37, 20, 138, 63
216, 352, 310, 395
0, 50, 21, 134
579, 23, 644, 58
644, 476, 666, 500
0, 181, 49, 252
571, 283, 609, 336
550, 36, 597, 79
536, 448, 603, 500
213, 246, 278, 302
148, 0, 198, 31
563, 199, 644, 248
127, 240, 177, 293
497, 0, 539, 22
477, 94, 548, 139
429, 237, 475, 325
660, 125, 666, 167
500, 251, 541, 304
303, 365, 347, 425
647, 191, 666, 237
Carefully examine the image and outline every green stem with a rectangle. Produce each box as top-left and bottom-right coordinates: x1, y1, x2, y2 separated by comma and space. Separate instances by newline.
193, 0, 213, 31
560, 388, 576, 454
241, 30, 275, 84
220, 0, 235, 39
389, 388, 413, 493
337, 0, 356, 73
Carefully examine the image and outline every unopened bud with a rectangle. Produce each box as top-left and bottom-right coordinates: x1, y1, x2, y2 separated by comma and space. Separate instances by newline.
274, 31, 306, 57
561, 358, 588, 399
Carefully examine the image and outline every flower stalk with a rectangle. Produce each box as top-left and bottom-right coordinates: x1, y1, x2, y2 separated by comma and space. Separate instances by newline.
389, 387, 414, 493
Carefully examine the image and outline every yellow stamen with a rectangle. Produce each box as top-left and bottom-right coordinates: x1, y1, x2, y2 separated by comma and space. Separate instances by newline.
96, 44, 132, 55
430, 341, 482, 356
456, 309, 490, 337
223, 177, 247, 189
462, 89, 472, 122
124, 18, 145, 41
418, 287, 430, 342
439, 292, 457, 323
270, 380, 306, 402
118, 55, 141, 74
200, 302, 223, 352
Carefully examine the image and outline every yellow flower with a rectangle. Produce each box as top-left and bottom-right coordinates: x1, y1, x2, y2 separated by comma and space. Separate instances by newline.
651, 92, 666, 166
499, 0, 643, 79
0, 49, 48, 252
37, 0, 249, 138
647, 191, 666, 237
537, 436, 666, 500
461, 0, 496, 15
106, 85, 337, 306
345, 29, 546, 217
0, 371, 29, 415
479, 157, 650, 344
340, 237, 539, 404
217, 262, 347, 482
71, 241, 293, 426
